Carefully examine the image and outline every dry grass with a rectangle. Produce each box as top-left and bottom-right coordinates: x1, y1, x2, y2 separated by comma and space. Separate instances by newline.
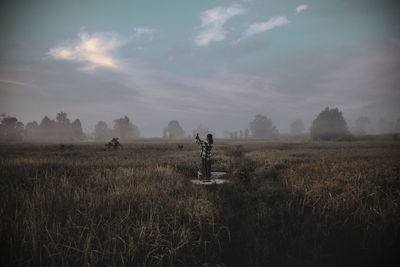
0, 140, 399, 266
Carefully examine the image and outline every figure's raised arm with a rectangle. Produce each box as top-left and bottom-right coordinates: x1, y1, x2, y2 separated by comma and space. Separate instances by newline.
195, 133, 205, 145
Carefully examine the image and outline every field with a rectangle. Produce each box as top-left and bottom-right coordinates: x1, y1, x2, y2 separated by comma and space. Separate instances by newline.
1, 140, 399, 266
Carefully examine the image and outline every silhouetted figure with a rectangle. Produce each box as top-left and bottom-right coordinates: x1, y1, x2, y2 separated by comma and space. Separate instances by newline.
195, 133, 213, 180
106, 137, 122, 150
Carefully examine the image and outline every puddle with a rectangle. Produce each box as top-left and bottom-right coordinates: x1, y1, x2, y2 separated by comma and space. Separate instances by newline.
210, 171, 227, 176
191, 178, 230, 185
191, 171, 229, 185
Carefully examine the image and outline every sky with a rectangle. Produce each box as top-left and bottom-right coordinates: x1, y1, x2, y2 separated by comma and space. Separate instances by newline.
1, 0, 399, 137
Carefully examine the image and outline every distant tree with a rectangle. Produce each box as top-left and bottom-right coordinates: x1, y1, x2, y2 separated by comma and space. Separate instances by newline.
378, 118, 394, 134
94, 121, 114, 141
244, 128, 249, 138
224, 130, 240, 139
310, 107, 350, 140
167, 120, 184, 139
56, 112, 70, 127
0, 116, 24, 141
26, 121, 38, 130
25, 121, 39, 140
353, 116, 370, 135
37, 113, 85, 141
71, 119, 84, 140
113, 116, 140, 140
39, 116, 57, 140
395, 119, 400, 133
40, 116, 56, 130
54, 112, 73, 140
163, 128, 168, 139
290, 119, 305, 135
250, 115, 279, 139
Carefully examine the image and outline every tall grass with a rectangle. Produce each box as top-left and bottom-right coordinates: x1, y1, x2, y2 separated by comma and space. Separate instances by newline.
0, 142, 228, 266
0, 140, 399, 266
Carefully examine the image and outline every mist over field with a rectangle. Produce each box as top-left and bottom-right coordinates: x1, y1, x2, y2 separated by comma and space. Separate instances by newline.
1, 0, 399, 137
1, 1, 400, 266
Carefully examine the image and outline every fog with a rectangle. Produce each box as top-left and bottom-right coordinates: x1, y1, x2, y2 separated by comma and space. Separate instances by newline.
1, 0, 399, 138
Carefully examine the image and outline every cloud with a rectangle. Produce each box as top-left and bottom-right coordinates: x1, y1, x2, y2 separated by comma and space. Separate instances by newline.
235, 16, 290, 43
133, 27, 154, 38
0, 79, 38, 88
48, 31, 125, 71
195, 4, 247, 47
295, 4, 308, 14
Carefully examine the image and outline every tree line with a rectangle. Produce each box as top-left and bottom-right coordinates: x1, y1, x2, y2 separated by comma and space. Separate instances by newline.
0, 112, 84, 142
0, 112, 141, 142
1, 108, 399, 142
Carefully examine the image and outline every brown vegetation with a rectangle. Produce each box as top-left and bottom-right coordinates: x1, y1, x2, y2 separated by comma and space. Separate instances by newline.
0, 140, 399, 266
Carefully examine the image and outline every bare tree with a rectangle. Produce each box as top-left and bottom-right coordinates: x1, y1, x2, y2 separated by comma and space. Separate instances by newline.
250, 115, 279, 139
290, 119, 305, 135
310, 107, 350, 140
167, 120, 184, 139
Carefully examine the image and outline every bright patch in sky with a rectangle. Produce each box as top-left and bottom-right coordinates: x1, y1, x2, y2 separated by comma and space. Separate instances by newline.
48, 32, 124, 71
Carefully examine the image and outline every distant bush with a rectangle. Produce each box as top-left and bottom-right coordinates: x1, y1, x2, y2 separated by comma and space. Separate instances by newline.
310, 107, 350, 140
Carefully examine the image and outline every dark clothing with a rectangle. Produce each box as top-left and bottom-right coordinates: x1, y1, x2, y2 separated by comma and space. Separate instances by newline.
202, 158, 212, 179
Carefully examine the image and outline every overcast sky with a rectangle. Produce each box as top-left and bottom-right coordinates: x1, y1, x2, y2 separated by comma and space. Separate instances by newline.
1, 0, 399, 136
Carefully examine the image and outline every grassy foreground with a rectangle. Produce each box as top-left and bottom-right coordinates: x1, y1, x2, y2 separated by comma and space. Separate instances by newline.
0, 140, 399, 266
